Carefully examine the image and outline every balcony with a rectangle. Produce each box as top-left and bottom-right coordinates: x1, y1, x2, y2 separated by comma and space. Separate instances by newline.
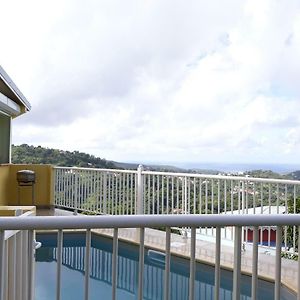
0, 164, 300, 299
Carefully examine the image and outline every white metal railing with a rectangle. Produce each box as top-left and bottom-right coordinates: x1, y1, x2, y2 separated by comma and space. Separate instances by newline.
0, 210, 36, 300
54, 167, 137, 215
1, 214, 300, 300
53, 166, 300, 252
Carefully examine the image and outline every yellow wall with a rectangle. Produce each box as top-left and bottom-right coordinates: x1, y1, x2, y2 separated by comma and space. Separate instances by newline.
0, 164, 54, 207
0, 206, 36, 216
0, 165, 10, 205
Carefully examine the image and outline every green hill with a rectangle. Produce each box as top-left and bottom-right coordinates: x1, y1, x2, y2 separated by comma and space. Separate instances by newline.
288, 170, 300, 180
11, 144, 190, 172
11, 144, 300, 179
244, 169, 291, 180
11, 144, 116, 169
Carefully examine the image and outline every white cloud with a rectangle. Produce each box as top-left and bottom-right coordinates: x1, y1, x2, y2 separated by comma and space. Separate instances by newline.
1, 0, 300, 165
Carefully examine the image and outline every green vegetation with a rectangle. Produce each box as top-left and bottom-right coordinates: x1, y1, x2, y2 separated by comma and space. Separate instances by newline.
245, 169, 292, 180
285, 196, 300, 251
289, 171, 300, 180
12, 144, 116, 169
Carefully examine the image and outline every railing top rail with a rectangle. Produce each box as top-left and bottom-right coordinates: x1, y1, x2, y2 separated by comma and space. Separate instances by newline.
53, 166, 137, 174
53, 165, 300, 185
1, 214, 300, 230
141, 170, 300, 185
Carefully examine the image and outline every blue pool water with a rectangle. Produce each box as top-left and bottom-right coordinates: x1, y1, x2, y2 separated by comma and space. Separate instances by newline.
35, 232, 296, 300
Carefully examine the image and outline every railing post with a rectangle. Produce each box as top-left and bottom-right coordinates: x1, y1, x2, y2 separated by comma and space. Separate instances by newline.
137, 165, 144, 215
74, 170, 78, 215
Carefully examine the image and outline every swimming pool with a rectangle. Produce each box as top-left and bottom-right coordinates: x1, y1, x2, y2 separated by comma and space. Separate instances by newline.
35, 232, 296, 300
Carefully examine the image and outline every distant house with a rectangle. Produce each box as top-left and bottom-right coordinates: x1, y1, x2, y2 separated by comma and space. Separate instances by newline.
0, 66, 31, 163
224, 206, 286, 245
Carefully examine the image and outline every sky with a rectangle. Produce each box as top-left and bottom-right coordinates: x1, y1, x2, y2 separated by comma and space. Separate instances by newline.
1, 0, 300, 166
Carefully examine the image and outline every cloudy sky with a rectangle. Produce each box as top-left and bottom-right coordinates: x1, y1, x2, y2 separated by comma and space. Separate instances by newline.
1, 0, 300, 166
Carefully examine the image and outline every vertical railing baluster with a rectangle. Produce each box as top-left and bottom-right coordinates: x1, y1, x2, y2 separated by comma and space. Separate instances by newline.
238, 181, 241, 214
28, 230, 34, 300
164, 227, 171, 300
214, 227, 221, 300
64, 169, 68, 208
233, 227, 241, 300
253, 182, 256, 213
115, 174, 119, 215
4, 242, 7, 300
130, 173, 133, 214
98, 171, 102, 214
126, 173, 130, 215
284, 185, 288, 250
231, 180, 234, 214
176, 177, 179, 213
224, 180, 227, 239
205, 180, 208, 236
189, 227, 196, 300
59, 169, 62, 207
167, 177, 169, 214
217, 179, 220, 214
83, 170, 87, 211
123, 173, 126, 215
148, 175, 151, 214
251, 226, 259, 300
184, 177, 188, 215
224, 179, 227, 213
138, 228, 145, 300
8, 236, 16, 300
275, 226, 282, 300
56, 230, 63, 300
171, 177, 174, 214
157, 175, 160, 214
0, 230, 5, 300
294, 186, 297, 252
260, 183, 263, 245
193, 178, 196, 214
268, 184, 272, 248
16, 231, 22, 300
22, 230, 28, 299
297, 225, 300, 300
152, 175, 155, 214
276, 184, 279, 214
103, 172, 107, 214
205, 180, 208, 215
211, 179, 214, 215
162, 176, 165, 214
113, 174, 116, 215
84, 229, 91, 300
188, 178, 191, 214
199, 179, 202, 215
245, 181, 248, 244
108, 173, 111, 214
112, 228, 118, 300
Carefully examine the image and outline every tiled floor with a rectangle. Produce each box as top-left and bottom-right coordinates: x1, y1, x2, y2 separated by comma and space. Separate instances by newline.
37, 208, 298, 294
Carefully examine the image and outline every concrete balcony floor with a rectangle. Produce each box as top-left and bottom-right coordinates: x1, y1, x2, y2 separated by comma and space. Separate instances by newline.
36, 208, 298, 295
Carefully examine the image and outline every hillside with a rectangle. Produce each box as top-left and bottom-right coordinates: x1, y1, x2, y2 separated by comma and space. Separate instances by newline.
11, 144, 189, 172
11, 144, 300, 179
11, 144, 116, 169
244, 169, 292, 180
288, 170, 300, 180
